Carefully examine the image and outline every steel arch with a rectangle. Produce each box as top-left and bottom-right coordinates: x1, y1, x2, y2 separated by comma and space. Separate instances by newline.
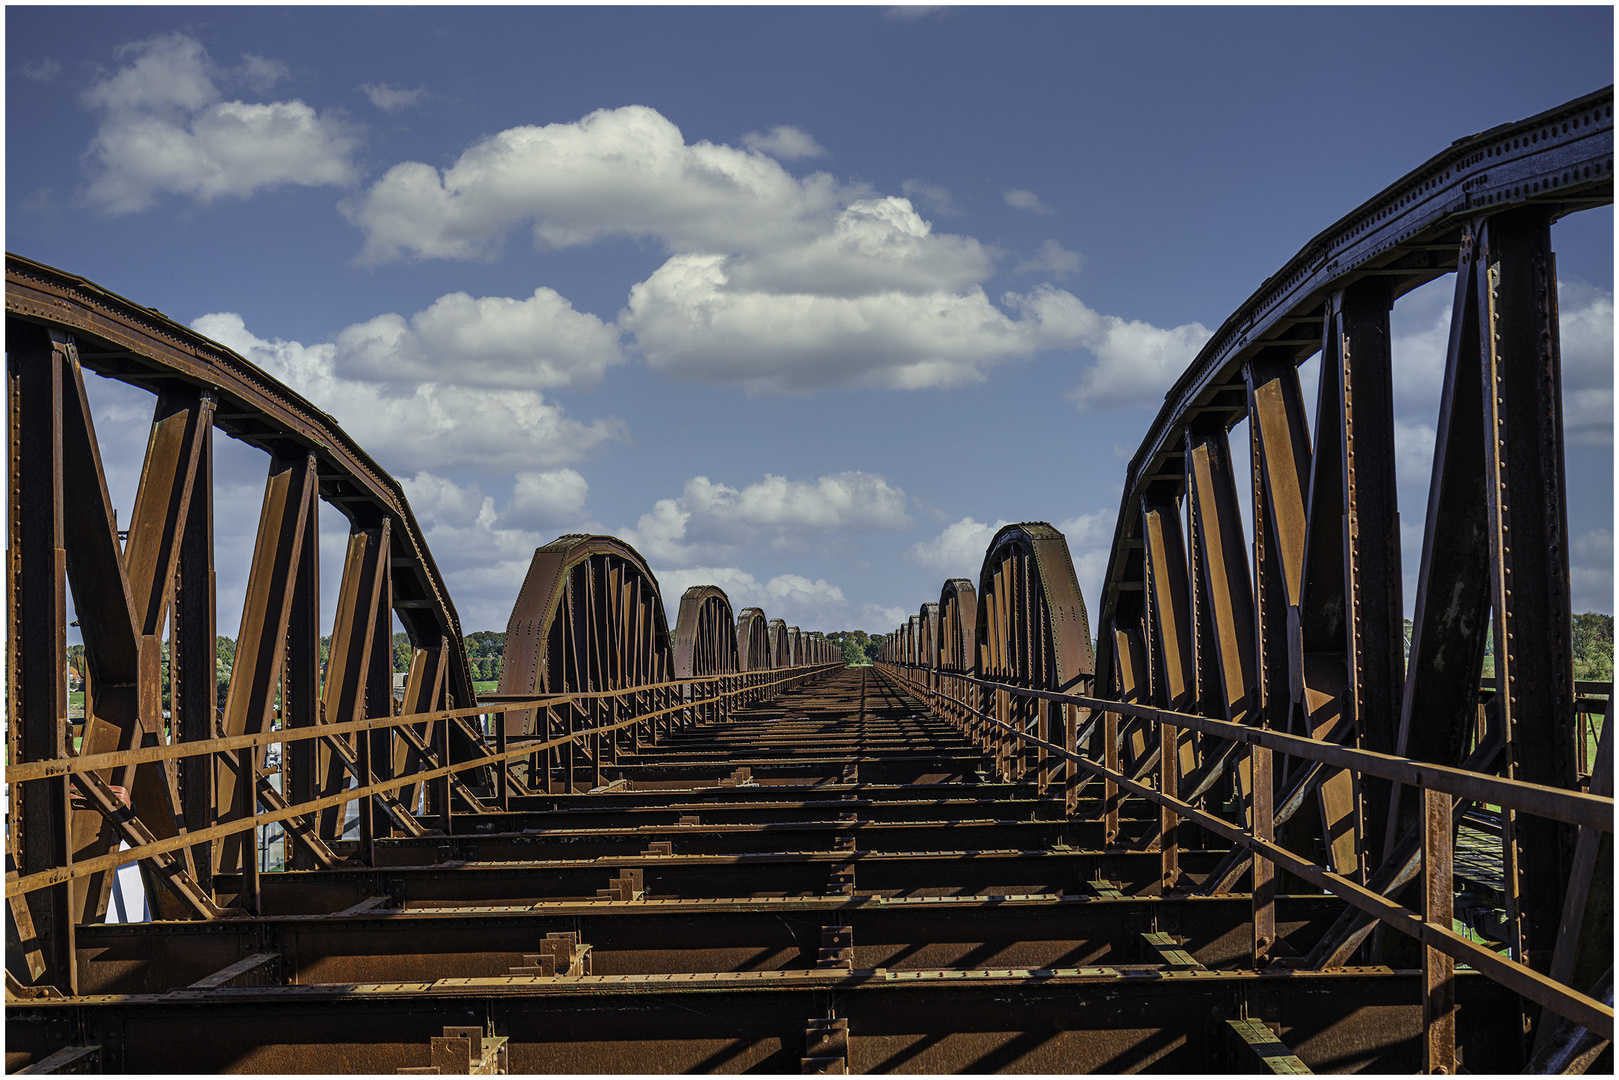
5, 255, 490, 930
499, 533, 673, 730
937, 580, 978, 675
736, 607, 771, 672
672, 585, 739, 679
878, 88, 1615, 1065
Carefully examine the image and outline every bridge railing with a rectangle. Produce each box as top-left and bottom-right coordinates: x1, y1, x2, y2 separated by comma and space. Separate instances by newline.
3, 663, 842, 913
878, 659, 1613, 1048
870, 86, 1614, 1070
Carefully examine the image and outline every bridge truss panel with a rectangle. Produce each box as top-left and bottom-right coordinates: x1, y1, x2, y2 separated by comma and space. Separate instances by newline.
880, 88, 1615, 1066
672, 585, 739, 679
736, 608, 771, 671
4, 257, 495, 945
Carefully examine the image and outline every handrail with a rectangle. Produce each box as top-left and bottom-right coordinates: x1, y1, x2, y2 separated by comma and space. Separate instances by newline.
4, 663, 844, 899
878, 662, 1612, 831
7, 667, 838, 785
877, 662, 1613, 1040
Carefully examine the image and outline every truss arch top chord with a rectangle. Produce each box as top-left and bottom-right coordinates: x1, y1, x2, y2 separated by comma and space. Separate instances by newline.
976, 522, 1096, 692
938, 579, 979, 674
1093, 86, 1613, 682
736, 607, 772, 671
4, 253, 479, 713
672, 585, 739, 680
498, 534, 675, 736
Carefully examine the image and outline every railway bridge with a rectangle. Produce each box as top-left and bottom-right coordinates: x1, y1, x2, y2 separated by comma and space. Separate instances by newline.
5, 88, 1614, 1073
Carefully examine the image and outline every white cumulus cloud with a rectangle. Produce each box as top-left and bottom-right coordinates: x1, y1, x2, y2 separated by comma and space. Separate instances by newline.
82, 32, 360, 214
907, 516, 1006, 576
624, 471, 911, 567
190, 312, 625, 475
335, 287, 624, 391
624, 257, 1047, 393
344, 104, 843, 263
501, 470, 591, 531
1557, 280, 1614, 447
722, 196, 995, 297
402, 470, 497, 530
686, 472, 912, 533
742, 124, 828, 160
345, 103, 1219, 396
1062, 316, 1214, 411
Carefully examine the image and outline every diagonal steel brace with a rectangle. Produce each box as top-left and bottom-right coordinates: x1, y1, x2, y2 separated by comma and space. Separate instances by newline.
1303, 729, 1505, 968
71, 771, 236, 920
393, 723, 493, 813
317, 733, 437, 837
253, 775, 365, 870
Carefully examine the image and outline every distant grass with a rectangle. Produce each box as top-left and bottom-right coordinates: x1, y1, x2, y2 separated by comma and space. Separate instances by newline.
473, 681, 499, 694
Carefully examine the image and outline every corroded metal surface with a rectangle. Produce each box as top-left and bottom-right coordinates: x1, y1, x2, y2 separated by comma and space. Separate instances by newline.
879, 87, 1614, 1073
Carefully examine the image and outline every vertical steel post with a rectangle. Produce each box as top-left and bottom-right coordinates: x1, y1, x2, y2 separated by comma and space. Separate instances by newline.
285, 489, 320, 869
1105, 632, 1124, 849
1251, 744, 1275, 967
1422, 786, 1457, 1072
7, 322, 78, 992
433, 700, 452, 837
494, 709, 509, 811
1479, 208, 1577, 979
237, 742, 260, 912
1387, 230, 1493, 873
175, 407, 217, 890
218, 453, 314, 878
362, 524, 393, 849
1326, 278, 1405, 881
1160, 717, 1180, 891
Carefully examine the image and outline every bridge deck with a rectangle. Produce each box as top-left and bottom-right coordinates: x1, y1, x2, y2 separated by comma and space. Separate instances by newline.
7, 669, 1528, 1073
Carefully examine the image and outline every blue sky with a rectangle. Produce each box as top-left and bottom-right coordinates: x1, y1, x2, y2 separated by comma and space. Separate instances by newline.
8, 6, 1613, 642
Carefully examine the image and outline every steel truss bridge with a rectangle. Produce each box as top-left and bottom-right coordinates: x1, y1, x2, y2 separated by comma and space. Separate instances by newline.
5, 88, 1613, 1074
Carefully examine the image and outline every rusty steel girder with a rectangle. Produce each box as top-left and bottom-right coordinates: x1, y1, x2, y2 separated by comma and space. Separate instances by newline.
735, 606, 771, 671
767, 618, 789, 670
673, 585, 740, 679
495, 534, 677, 794
4, 259, 840, 1012
497, 535, 673, 728
880, 87, 1614, 1072
5, 255, 489, 960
